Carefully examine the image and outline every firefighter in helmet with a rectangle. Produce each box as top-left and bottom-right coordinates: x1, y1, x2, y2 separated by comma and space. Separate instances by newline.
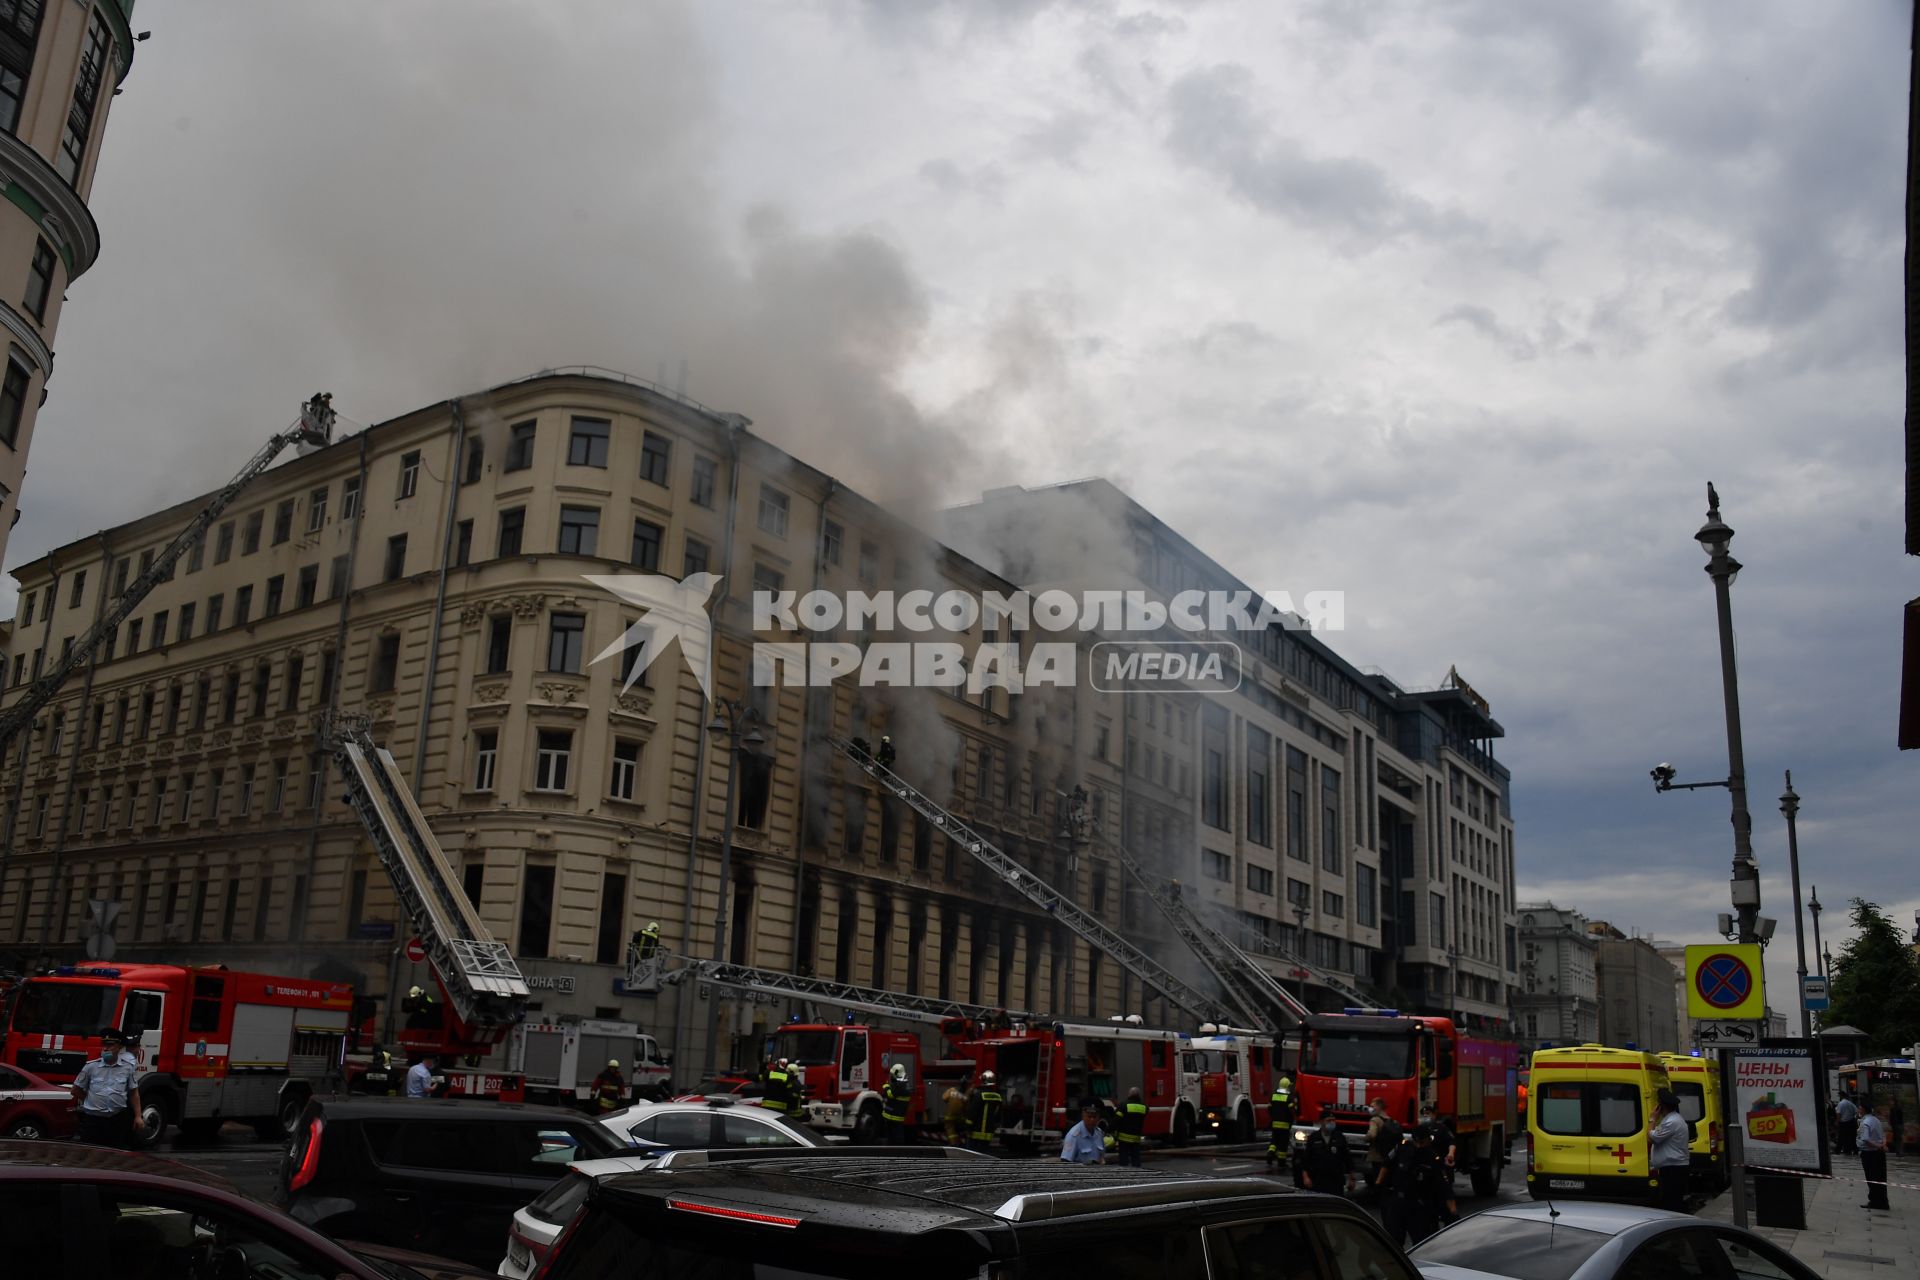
964, 1071, 1002, 1153
882, 1062, 914, 1145
591, 1058, 628, 1113
402, 983, 440, 1031
1266, 1073, 1295, 1172
762, 1057, 792, 1114
876, 736, 896, 769
635, 922, 661, 962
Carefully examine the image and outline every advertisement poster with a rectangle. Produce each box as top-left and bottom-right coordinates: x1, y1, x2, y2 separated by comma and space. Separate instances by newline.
1732, 1045, 1825, 1173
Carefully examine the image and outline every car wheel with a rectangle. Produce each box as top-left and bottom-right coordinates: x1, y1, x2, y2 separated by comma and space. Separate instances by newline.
1173, 1107, 1194, 1148
1471, 1161, 1501, 1197
854, 1102, 883, 1145
4, 1117, 47, 1140
1234, 1103, 1254, 1143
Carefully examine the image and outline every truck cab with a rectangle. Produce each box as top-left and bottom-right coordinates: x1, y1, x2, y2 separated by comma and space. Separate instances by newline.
1183, 1027, 1275, 1142
770, 1022, 934, 1143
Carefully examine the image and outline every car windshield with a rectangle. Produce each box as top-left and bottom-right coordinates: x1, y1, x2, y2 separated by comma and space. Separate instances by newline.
1410, 1215, 1610, 1280
1672, 1082, 1706, 1123
1306, 1030, 1413, 1080
10, 981, 118, 1036
774, 1030, 839, 1067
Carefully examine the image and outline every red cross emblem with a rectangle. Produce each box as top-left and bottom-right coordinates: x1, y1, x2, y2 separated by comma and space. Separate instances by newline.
1610, 1144, 1631, 1167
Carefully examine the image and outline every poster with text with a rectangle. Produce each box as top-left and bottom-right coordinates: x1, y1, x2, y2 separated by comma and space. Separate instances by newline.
1732, 1046, 1823, 1172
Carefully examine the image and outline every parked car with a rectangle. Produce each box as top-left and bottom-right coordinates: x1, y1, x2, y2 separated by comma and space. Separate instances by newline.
1409, 1200, 1821, 1279
0, 1062, 78, 1140
597, 1095, 823, 1157
274, 1095, 628, 1269
0, 1138, 491, 1280
533, 1150, 1421, 1279
670, 1074, 762, 1102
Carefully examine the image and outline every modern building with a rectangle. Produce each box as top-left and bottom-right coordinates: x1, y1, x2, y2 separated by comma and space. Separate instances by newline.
942, 481, 1521, 1032
0, 1, 139, 566
1592, 923, 1682, 1052
1515, 902, 1600, 1047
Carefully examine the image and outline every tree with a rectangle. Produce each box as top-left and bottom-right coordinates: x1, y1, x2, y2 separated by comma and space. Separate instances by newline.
1823, 900, 1920, 1056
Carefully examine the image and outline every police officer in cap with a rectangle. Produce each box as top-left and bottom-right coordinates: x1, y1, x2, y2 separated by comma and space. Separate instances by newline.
72, 1027, 145, 1148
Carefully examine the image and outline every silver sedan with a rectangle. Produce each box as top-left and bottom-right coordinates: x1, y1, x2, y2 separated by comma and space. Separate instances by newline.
1410, 1200, 1820, 1280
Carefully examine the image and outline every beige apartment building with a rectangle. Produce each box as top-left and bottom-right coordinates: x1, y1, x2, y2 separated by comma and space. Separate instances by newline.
0, 1, 140, 566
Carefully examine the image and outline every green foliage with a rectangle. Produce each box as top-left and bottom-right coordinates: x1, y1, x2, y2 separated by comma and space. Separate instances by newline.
1824, 900, 1920, 1056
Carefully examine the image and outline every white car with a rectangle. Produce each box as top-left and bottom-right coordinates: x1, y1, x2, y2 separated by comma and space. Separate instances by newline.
500, 1155, 653, 1280
595, 1096, 822, 1157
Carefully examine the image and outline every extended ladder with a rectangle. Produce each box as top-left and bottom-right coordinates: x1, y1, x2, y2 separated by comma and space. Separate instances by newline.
328, 718, 529, 1029
650, 955, 1042, 1029
825, 735, 1232, 1023
1215, 912, 1376, 1009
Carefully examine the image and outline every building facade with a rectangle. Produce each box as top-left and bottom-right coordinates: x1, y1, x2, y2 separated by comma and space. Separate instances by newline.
0, 0, 139, 564
1515, 903, 1600, 1047
1593, 925, 1682, 1052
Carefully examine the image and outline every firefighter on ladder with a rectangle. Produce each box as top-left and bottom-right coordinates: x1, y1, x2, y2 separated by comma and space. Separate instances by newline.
1266, 1072, 1295, 1173
965, 1071, 1002, 1153
882, 1063, 914, 1145
876, 736, 896, 769
634, 921, 661, 961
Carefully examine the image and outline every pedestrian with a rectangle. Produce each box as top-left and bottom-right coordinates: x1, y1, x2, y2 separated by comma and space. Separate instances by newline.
404, 1052, 434, 1098
876, 736, 896, 770
1889, 1099, 1905, 1157
1115, 1087, 1147, 1167
71, 1028, 145, 1148
591, 1059, 628, 1114
1060, 1103, 1106, 1164
964, 1071, 1002, 1153
1858, 1101, 1891, 1211
1377, 1123, 1448, 1247
1418, 1104, 1459, 1221
1301, 1108, 1355, 1196
1266, 1073, 1295, 1173
850, 735, 872, 762
1835, 1092, 1859, 1155
882, 1063, 914, 1145
1365, 1097, 1403, 1197
1648, 1087, 1692, 1214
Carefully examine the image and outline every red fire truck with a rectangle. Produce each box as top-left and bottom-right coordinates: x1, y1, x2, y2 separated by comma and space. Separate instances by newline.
769, 1017, 982, 1142
987, 1020, 1194, 1145
1183, 1027, 1287, 1142
1291, 1009, 1517, 1196
1, 963, 353, 1148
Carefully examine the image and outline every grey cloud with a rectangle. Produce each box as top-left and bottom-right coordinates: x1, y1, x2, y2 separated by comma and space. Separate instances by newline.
1019, 109, 1099, 167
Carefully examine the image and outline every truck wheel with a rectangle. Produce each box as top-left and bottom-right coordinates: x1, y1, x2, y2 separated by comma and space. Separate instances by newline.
1173, 1107, 1195, 1148
1233, 1103, 1254, 1143
134, 1097, 175, 1150
1471, 1161, 1501, 1197
854, 1103, 883, 1145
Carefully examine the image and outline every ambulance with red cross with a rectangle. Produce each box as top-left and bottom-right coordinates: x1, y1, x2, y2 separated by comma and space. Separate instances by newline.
1525, 1045, 1672, 1203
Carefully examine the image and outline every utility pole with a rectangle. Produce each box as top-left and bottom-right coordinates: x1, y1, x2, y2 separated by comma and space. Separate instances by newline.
1779, 774, 1811, 1039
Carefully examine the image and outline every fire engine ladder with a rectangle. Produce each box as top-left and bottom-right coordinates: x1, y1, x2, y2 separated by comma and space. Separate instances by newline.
328, 718, 529, 1028
650, 955, 1041, 1030
1103, 841, 1305, 1029
1216, 916, 1376, 1010
0, 402, 336, 759
824, 735, 1232, 1024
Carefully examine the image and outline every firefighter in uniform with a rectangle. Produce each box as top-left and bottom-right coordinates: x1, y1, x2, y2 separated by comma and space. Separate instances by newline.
1266, 1074, 1295, 1172
882, 1063, 914, 1145
591, 1059, 628, 1113
876, 736, 896, 769
1116, 1087, 1147, 1167
762, 1058, 791, 1113
964, 1071, 1002, 1153
942, 1085, 966, 1145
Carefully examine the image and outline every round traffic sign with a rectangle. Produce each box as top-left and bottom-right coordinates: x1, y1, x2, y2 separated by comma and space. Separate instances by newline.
404, 936, 428, 964
1694, 952, 1754, 1010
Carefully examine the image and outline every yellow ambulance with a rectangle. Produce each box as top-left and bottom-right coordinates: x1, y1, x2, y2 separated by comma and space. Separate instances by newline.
1526, 1046, 1672, 1202
1660, 1052, 1729, 1193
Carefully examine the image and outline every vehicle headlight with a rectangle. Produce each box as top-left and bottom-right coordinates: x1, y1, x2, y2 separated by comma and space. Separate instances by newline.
1291, 1127, 1312, 1144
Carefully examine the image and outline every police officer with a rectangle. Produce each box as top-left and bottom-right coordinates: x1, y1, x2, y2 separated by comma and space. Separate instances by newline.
1418, 1104, 1460, 1222
1377, 1123, 1448, 1246
591, 1059, 628, 1113
882, 1063, 914, 1145
1266, 1073, 1295, 1172
965, 1070, 1002, 1153
72, 1028, 144, 1148
1115, 1087, 1147, 1167
1301, 1107, 1355, 1196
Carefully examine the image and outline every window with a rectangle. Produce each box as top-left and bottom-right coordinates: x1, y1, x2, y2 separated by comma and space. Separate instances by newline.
568, 417, 610, 467
1246, 864, 1274, 895
0, 357, 25, 448
284, 652, 304, 711
558, 505, 599, 555
682, 536, 710, 578
318, 650, 337, 702
462, 437, 484, 485
372, 634, 400, 692
1201, 703, 1228, 830
472, 730, 498, 791
272, 499, 294, 545
751, 562, 783, 595
178, 601, 196, 640
1322, 890, 1344, 918
757, 484, 790, 537
151, 609, 169, 647
384, 534, 407, 582
214, 521, 234, 564
0, 0, 43, 134
193, 674, 212, 729
822, 519, 844, 565
519, 864, 555, 957
23, 239, 54, 320
1535, 1081, 1643, 1138
126, 618, 142, 652
535, 730, 573, 791
1287, 878, 1310, 911
858, 539, 878, 582
547, 613, 585, 673
1430, 892, 1447, 948
243, 510, 263, 555
55, 12, 110, 184
452, 519, 473, 568
296, 564, 318, 608
166, 685, 183, 733
630, 518, 662, 571
610, 739, 639, 800
307, 485, 328, 531
1356, 862, 1378, 927
328, 555, 348, 599
223, 672, 240, 722
341, 474, 362, 520
596, 872, 628, 966
639, 430, 671, 486
209, 768, 226, 823
485, 615, 511, 673
1321, 765, 1343, 873
264, 575, 284, 617
69, 569, 87, 609
239, 765, 257, 815
689, 454, 716, 506
1203, 849, 1231, 882
618, 624, 651, 688
497, 507, 525, 557
505, 420, 536, 471
252, 662, 271, 719
18, 588, 30, 626
209, 593, 225, 632
186, 540, 204, 574
1246, 727, 1272, 846
398, 450, 421, 499
270, 760, 289, 812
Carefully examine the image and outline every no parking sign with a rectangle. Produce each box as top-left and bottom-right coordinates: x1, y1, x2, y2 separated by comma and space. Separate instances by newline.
1685, 943, 1767, 1020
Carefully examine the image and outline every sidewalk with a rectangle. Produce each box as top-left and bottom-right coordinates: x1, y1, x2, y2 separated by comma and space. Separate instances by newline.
1698, 1153, 1920, 1279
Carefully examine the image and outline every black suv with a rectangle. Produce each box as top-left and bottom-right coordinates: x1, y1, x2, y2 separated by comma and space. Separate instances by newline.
275, 1095, 627, 1267
539, 1152, 1421, 1280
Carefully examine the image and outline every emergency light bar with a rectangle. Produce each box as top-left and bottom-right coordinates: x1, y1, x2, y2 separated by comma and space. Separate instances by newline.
1341, 1007, 1400, 1017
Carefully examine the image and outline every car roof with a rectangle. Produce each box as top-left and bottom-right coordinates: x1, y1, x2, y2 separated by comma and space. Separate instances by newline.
0, 1139, 244, 1195
1468, 1200, 1694, 1234
308, 1096, 595, 1123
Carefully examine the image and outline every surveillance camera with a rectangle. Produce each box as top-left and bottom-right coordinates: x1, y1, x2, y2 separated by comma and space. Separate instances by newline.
1717, 913, 1734, 936
1650, 763, 1676, 782
1758, 917, 1777, 941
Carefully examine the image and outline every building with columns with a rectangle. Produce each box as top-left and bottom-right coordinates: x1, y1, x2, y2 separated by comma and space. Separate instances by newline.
1516, 902, 1601, 1047
0, 0, 140, 564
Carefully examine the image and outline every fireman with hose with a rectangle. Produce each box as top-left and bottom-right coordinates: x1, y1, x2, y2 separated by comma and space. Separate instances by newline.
1266, 1072, 1295, 1172
882, 1063, 914, 1144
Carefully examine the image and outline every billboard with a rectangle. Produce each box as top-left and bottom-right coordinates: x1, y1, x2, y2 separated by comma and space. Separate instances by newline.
1732, 1044, 1827, 1174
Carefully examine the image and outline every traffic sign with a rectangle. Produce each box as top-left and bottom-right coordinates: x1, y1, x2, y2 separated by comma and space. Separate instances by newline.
1801, 976, 1830, 1012
404, 936, 428, 964
1686, 944, 1766, 1020
1696, 1019, 1763, 1046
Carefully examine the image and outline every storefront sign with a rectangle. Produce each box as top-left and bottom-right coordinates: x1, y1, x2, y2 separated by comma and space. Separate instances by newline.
1732, 1044, 1826, 1173
525, 974, 577, 993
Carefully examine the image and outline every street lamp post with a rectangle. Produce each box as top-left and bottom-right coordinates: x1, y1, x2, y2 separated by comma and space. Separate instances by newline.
1697, 485, 1762, 943
1291, 903, 1310, 1006
1779, 774, 1812, 1038
701, 699, 766, 1077
1808, 888, 1824, 979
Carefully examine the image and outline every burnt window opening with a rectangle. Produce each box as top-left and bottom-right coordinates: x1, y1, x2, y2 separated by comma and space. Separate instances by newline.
735, 750, 772, 829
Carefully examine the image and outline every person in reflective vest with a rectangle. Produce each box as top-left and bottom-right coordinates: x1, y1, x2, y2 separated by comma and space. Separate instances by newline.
1116, 1087, 1148, 1167
965, 1071, 1002, 1152
783, 1061, 808, 1121
762, 1059, 791, 1113
591, 1059, 628, 1113
635, 921, 661, 961
1267, 1074, 1295, 1172
882, 1063, 913, 1144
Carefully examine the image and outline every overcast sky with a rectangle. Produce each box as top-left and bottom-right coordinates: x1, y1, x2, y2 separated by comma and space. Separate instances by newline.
14, 1, 1915, 1010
